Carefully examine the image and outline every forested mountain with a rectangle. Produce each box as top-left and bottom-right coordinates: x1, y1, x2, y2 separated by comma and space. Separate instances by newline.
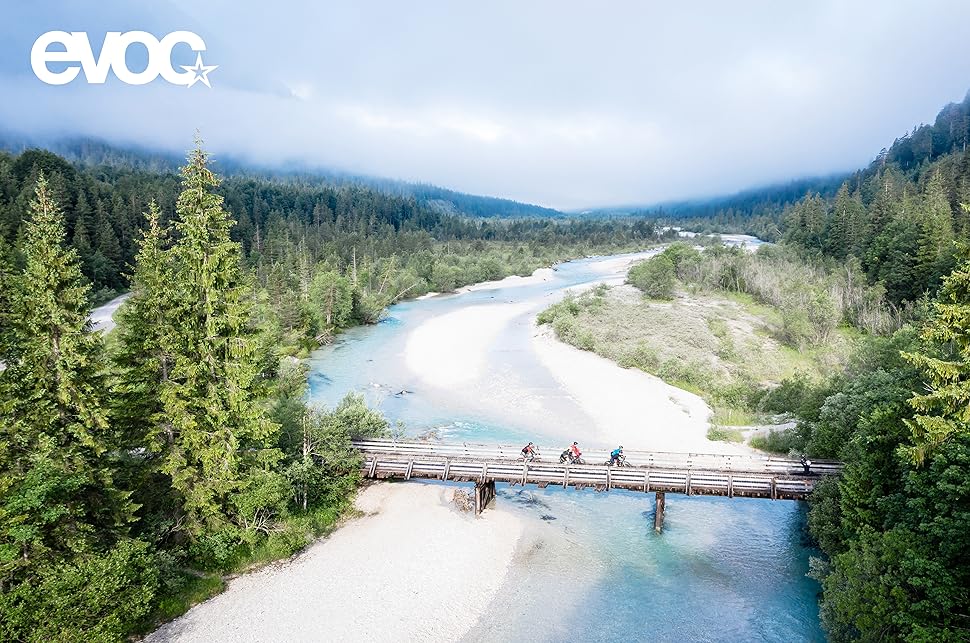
781, 92, 970, 304
0, 144, 638, 304
586, 174, 847, 239
386, 182, 563, 218
0, 134, 563, 231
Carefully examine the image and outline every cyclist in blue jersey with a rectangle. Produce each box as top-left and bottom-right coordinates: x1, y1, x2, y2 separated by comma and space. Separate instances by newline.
609, 446, 624, 466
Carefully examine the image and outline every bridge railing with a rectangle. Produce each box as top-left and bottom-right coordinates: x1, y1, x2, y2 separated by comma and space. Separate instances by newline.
351, 439, 843, 476
358, 450, 822, 499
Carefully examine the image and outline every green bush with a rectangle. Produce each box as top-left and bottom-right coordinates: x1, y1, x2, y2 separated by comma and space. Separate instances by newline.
0, 539, 160, 643
537, 295, 582, 325
663, 242, 703, 275
757, 373, 831, 423
233, 470, 293, 544
750, 428, 803, 453
617, 343, 661, 371
572, 329, 596, 351
188, 529, 241, 571
657, 358, 714, 389
781, 307, 813, 347
551, 313, 576, 340
628, 254, 676, 299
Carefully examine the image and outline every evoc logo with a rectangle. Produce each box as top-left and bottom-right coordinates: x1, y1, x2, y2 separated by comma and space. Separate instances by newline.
31, 31, 217, 87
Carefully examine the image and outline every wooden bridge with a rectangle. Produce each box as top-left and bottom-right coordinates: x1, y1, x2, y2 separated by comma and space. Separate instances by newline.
353, 440, 842, 531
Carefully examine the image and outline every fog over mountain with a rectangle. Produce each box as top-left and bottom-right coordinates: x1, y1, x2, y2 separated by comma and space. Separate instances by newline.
3, 0, 970, 209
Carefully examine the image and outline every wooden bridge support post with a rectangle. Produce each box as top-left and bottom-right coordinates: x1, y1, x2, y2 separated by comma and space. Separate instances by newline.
654, 492, 666, 533
474, 480, 496, 515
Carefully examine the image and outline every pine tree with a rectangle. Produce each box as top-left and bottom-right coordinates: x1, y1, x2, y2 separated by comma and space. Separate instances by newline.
824, 184, 854, 259
903, 230, 970, 463
71, 191, 93, 244
94, 207, 123, 288
916, 171, 955, 285
112, 201, 172, 453
71, 210, 93, 279
867, 170, 902, 239
845, 188, 869, 259
784, 193, 828, 251
0, 175, 130, 586
158, 143, 278, 534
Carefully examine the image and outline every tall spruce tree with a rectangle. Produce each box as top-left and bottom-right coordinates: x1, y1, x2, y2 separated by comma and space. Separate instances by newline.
825, 184, 855, 259
158, 144, 277, 534
866, 170, 903, 242
112, 201, 172, 454
91, 207, 122, 289
917, 171, 956, 285
903, 233, 970, 463
0, 175, 130, 587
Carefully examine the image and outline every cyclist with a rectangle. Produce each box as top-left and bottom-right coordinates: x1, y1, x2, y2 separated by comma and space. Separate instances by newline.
569, 441, 583, 464
521, 441, 539, 462
609, 446, 625, 466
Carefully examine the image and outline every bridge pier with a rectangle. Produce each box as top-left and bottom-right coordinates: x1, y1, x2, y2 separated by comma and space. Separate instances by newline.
654, 492, 666, 533
474, 480, 496, 515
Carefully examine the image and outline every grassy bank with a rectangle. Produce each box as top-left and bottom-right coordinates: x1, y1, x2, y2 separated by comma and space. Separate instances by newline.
537, 242, 903, 447
537, 282, 856, 436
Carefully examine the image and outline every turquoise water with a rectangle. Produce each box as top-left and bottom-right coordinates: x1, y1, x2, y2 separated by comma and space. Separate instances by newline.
467, 488, 823, 642
307, 252, 824, 642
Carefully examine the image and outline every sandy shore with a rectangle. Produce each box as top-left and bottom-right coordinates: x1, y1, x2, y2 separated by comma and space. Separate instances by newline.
455, 267, 556, 293
147, 483, 522, 643
581, 252, 655, 275
531, 325, 748, 454
405, 303, 530, 389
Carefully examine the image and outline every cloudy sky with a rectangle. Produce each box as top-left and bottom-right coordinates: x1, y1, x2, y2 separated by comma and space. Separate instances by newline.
2, 1, 970, 209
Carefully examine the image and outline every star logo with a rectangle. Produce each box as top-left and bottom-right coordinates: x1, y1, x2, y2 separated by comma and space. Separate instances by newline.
180, 52, 218, 88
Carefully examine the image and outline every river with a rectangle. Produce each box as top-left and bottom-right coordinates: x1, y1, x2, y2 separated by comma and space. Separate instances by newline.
307, 252, 824, 642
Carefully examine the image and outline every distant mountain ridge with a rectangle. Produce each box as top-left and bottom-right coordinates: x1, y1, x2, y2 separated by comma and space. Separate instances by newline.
0, 132, 564, 219
582, 174, 849, 219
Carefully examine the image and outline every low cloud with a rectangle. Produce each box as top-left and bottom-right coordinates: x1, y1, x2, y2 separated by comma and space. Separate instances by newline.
3, 0, 970, 209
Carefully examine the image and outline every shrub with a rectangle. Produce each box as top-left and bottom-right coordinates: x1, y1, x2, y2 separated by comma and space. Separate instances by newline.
781, 307, 813, 348
758, 373, 830, 423
628, 254, 676, 299
255, 522, 311, 562
617, 343, 661, 371
0, 539, 160, 643
750, 428, 803, 453
572, 329, 596, 351
188, 528, 240, 571
233, 470, 292, 542
536, 295, 581, 325
663, 242, 703, 275
657, 358, 714, 389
